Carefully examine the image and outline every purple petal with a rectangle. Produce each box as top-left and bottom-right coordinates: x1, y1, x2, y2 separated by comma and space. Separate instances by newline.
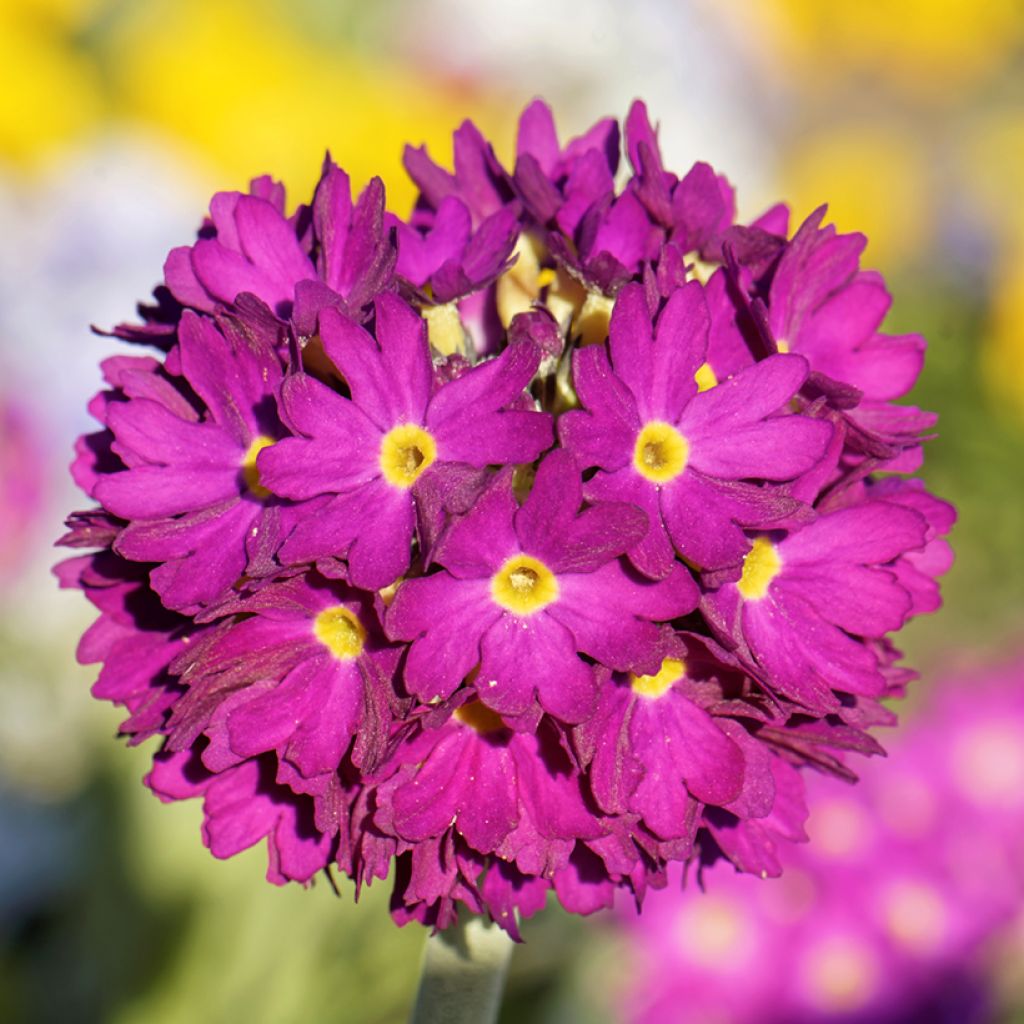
477, 613, 597, 723
387, 574, 497, 702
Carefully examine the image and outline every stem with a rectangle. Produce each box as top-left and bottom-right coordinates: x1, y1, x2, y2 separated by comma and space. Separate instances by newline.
409, 915, 515, 1024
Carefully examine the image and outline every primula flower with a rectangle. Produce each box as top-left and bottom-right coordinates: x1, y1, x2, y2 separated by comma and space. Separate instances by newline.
387, 450, 697, 727
165, 571, 401, 781
164, 159, 394, 332
258, 292, 552, 589
58, 99, 953, 939
375, 705, 602, 905
560, 281, 832, 574
91, 310, 297, 614
704, 499, 930, 713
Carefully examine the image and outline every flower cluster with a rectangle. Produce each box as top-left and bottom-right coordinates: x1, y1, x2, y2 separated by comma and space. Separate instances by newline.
58, 100, 952, 938
617, 654, 1024, 1024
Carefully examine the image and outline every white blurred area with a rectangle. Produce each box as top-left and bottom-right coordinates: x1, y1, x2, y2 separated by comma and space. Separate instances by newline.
0, 133, 207, 801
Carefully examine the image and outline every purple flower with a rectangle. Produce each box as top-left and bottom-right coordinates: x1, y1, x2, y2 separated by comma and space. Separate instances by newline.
404, 120, 515, 228
258, 292, 552, 589
61, 99, 953, 939
513, 99, 619, 235
576, 636, 750, 840
375, 704, 601, 912
704, 498, 930, 713
164, 159, 394, 327
92, 310, 297, 614
165, 571, 400, 783
561, 282, 832, 574
624, 100, 736, 260
389, 198, 519, 304
387, 451, 698, 727
767, 209, 926, 404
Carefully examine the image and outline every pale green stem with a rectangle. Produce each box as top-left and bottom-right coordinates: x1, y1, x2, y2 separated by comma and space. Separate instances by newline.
409, 916, 515, 1024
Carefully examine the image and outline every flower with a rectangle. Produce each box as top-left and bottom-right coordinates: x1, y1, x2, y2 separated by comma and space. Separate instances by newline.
387, 450, 696, 727
258, 293, 552, 588
58, 99, 952, 938
90, 310, 299, 614
560, 281, 832, 574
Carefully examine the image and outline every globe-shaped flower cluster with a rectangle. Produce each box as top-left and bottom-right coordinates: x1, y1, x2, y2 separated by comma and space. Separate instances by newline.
58, 101, 953, 938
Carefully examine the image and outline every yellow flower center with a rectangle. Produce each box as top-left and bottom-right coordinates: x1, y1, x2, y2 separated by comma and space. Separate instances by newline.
694, 361, 718, 392
379, 423, 437, 488
490, 554, 559, 615
633, 421, 690, 483
240, 435, 276, 499
312, 605, 366, 660
737, 536, 782, 600
776, 339, 791, 354
631, 657, 686, 699
454, 700, 507, 734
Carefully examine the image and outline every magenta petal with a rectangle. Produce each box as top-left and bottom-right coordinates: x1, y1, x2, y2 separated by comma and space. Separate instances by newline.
647, 280, 709, 419
659, 472, 758, 569
342, 481, 415, 590
96, 466, 237, 519
516, 99, 560, 172
318, 309, 399, 431
632, 695, 744, 808
312, 159, 353, 289
586, 467, 675, 579
191, 239, 295, 312
434, 470, 518, 578
780, 564, 913, 636
106, 400, 239, 469
227, 658, 362, 777
427, 342, 552, 465
373, 293, 434, 421
259, 382, 381, 499
553, 561, 695, 673
477, 614, 597, 723
389, 732, 473, 840
560, 346, 640, 471
235, 195, 316, 294
607, 284, 655, 406
780, 502, 927, 567
456, 743, 520, 852
178, 311, 281, 444
681, 353, 808, 437
164, 246, 214, 311
388, 574, 497, 702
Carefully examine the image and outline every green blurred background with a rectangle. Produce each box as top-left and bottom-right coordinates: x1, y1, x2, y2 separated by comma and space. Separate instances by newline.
1, 0, 1023, 1020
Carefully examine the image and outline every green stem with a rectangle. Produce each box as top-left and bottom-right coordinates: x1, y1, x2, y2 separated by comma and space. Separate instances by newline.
409, 916, 515, 1024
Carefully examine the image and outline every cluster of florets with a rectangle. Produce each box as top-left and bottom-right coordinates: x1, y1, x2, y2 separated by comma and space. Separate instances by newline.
618, 655, 1024, 1024
58, 100, 953, 938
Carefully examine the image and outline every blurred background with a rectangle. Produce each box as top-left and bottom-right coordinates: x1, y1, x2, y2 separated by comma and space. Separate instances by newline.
1, 0, 1023, 1021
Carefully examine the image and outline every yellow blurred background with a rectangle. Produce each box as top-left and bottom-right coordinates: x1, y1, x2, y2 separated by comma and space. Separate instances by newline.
2, 1, 1023, 1021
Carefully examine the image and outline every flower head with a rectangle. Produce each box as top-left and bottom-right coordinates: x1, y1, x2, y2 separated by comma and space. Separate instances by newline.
59, 99, 952, 938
